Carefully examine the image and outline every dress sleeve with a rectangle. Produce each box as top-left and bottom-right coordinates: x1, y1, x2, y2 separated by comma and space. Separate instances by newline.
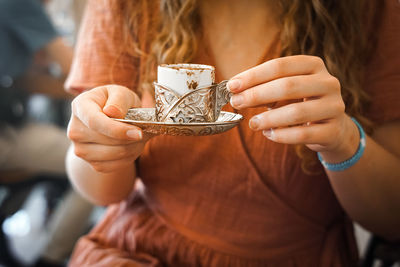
363, 0, 400, 125
65, 0, 140, 95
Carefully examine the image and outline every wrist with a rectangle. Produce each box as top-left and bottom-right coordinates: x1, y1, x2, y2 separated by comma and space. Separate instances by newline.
67, 145, 136, 205
319, 115, 360, 164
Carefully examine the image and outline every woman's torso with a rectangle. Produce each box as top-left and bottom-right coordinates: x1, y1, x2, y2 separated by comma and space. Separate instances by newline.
68, 1, 367, 265
138, 29, 351, 260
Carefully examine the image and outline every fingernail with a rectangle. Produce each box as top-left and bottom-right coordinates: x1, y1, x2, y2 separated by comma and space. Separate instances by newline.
126, 129, 142, 140
227, 79, 241, 92
230, 94, 244, 108
249, 116, 260, 130
263, 129, 274, 139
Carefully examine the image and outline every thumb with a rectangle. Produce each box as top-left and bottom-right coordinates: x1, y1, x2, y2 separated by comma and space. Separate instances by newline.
102, 85, 142, 119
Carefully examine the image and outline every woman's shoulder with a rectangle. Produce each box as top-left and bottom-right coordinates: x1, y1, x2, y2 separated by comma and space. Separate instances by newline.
65, 0, 144, 94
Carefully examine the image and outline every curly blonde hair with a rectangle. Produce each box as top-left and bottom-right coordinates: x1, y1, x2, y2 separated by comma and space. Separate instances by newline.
114, 0, 383, 172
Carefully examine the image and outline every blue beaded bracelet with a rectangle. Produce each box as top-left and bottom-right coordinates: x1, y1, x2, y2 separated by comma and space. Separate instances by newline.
317, 117, 366, 172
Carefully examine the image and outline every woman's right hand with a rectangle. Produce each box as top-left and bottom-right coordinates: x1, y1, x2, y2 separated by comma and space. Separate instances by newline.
67, 85, 148, 173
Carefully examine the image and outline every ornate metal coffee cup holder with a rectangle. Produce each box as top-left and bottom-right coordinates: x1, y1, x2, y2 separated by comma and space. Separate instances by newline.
154, 80, 232, 123
115, 80, 243, 136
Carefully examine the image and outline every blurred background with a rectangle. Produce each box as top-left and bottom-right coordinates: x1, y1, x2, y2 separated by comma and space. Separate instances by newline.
0, 0, 398, 267
0, 1, 103, 266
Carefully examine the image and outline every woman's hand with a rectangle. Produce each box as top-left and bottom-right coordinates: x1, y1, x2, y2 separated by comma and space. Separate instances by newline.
67, 85, 148, 173
228, 55, 359, 158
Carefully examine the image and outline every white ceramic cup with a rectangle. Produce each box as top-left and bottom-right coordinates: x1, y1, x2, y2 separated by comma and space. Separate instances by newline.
157, 63, 215, 96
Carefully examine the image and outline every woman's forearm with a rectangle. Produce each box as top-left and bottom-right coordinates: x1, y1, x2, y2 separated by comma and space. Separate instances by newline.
321, 120, 400, 240
66, 145, 136, 206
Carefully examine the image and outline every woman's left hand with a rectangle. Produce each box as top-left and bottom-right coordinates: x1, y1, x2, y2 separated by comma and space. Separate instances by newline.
228, 55, 357, 154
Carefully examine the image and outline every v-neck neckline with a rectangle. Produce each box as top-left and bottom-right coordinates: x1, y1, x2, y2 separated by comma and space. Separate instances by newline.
200, 31, 281, 82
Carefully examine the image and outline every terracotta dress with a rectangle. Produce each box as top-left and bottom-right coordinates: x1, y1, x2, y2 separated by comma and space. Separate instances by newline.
67, 0, 400, 266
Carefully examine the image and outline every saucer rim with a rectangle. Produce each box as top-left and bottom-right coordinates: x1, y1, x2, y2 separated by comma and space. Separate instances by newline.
114, 107, 243, 126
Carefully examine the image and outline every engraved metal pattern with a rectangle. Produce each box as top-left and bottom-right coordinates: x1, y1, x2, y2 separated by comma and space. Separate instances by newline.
154, 80, 231, 123
154, 84, 179, 122
215, 80, 232, 119
115, 108, 243, 136
166, 87, 216, 123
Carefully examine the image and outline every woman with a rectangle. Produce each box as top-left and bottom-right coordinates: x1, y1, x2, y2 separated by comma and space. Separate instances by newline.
66, 0, 400, 266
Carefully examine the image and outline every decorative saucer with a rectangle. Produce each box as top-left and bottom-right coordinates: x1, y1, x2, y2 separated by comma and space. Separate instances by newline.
115, 108, 243, 136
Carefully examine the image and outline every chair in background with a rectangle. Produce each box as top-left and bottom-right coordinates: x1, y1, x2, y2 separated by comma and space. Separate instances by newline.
361, 235, 400, 267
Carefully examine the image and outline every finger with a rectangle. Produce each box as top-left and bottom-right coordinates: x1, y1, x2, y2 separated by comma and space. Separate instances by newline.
248, 95, 345, 130
68, 115, 140, 145
230, 74, 339, 109
262, 122, 339, 146
246, 100, 294, 110
72, 93, 142, 140
227, 55, 326, 93
73, 142, 145, 162
89, 158, 135, 174
103, 85, 142, 119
